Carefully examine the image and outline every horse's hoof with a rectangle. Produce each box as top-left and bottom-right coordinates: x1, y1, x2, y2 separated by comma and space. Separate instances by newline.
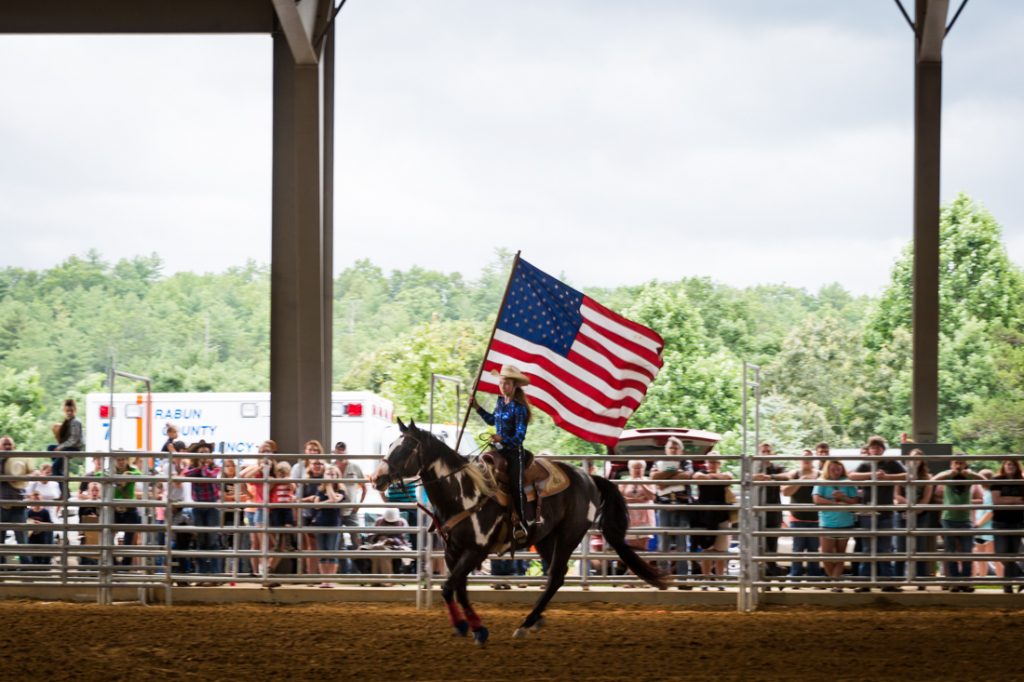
512, 627, 528, 639
473, 627, 489, 646
452, 621, 469, 637
529, 616, 546, 633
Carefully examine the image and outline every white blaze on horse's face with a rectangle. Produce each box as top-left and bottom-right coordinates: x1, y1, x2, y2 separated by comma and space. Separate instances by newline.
373, 437, 405, 486
372, 459, 390, 487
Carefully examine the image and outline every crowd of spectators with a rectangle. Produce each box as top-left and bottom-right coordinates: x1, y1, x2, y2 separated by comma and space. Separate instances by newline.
603, 434, 1024, 592
3, 414, 1024, 593
0, 423, 413, 587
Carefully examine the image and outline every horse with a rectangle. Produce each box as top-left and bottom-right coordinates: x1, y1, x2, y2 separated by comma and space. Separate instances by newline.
370, 418, 668, 645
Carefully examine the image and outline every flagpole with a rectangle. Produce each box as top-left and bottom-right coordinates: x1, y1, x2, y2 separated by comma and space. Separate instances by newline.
455, 250, 521, 452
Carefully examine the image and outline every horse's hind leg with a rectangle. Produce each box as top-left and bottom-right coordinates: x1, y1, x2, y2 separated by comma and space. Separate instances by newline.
515, 535, 571, 637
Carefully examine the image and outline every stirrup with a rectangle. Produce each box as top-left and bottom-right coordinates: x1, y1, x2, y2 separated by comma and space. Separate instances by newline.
513, 523, 529, 543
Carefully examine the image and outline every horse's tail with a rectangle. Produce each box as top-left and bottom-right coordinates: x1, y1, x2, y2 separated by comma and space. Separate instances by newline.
591, 475, 670, 590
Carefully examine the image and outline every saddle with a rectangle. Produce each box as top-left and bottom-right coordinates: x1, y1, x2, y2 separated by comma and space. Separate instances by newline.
481, 450, 571, 506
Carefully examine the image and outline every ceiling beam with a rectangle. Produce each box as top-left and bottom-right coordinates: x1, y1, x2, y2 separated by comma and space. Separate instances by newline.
0, 0, 275, 34
271, 0, 319, 65
918, 0, 950, 62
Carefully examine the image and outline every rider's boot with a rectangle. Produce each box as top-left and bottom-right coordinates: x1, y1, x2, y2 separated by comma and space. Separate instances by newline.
509, 450, 530, 543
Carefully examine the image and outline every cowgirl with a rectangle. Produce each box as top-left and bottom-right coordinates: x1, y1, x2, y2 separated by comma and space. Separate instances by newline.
471, 365, 533, 542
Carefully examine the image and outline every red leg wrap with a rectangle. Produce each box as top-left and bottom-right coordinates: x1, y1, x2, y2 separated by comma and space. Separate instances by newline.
445, 600, 464, 626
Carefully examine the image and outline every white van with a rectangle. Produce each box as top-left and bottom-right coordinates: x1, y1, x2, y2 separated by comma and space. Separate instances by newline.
84, 391, 394, 456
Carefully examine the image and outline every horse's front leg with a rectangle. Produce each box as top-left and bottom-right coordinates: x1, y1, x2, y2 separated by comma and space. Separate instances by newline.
441, 552, 469, 637
450, 549, 491, 646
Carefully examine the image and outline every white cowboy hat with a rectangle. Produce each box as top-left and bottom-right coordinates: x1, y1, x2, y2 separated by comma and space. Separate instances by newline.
382, 508, 402, 523
2, 457, 33, 490
490, 364, 530, 386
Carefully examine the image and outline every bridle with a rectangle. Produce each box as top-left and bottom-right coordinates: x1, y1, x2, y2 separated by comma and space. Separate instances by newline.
376, 436, 425, 490
379, 434, 474, 490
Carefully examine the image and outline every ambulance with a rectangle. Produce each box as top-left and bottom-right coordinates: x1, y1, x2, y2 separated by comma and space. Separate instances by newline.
84, 391, 394, 456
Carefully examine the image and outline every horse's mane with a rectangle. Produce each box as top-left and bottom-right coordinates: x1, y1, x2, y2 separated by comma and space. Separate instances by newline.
414, 427, 495, 497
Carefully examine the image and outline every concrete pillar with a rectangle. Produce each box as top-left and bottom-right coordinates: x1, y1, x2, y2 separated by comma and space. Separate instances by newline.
270, 30, 330, 454
911, 1, 943, 444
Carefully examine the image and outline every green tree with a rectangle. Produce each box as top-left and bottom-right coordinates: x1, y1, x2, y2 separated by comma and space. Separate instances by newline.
0, 367, 47, 447
340, 319, 487, 423
860, 193, 1024, 446
622, 283, 743, 437
952, 324, 1024, 452
763, 313, 866, 445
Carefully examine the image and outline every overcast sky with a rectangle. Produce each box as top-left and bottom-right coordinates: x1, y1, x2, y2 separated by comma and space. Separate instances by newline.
1, 1, 1021, 297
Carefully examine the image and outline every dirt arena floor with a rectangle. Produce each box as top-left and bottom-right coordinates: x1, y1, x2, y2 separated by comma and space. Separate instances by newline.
2, 600, 1018, 681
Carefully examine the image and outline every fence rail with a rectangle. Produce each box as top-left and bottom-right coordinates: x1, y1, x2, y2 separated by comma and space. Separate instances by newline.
1, 450, 1022, 610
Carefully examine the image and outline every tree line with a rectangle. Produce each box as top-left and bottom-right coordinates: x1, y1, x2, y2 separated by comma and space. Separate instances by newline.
1, 193, 1020, 455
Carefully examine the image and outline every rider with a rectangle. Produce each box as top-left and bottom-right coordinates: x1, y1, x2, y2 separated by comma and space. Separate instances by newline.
471, 364, 533, 543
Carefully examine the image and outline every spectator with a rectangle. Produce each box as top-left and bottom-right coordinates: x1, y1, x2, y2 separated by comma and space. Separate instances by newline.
311, 465, 346, 587
989, 459, 1024, 594
385, 478, 418, 538
813, 459, 861, 593
619, 460, 657, 552
110, 455, 142, 567
971, 469, 998, 581
651, 436, 695, 588
848, 435, 905, 592
0, 436, 31, 561
240, 440, 278, 576
931, 456, 984, 592
780, 449, 824, 584
894, 454, 936, 585
333, 441, 367, 553
27, 463, 61, 523
364, 507, 411, 585
48, 397, 83, 496
754, 442, 790, 578
148, 481, 168, 571
26, 491, 53, 565
167, 448, 195, 581
692, 458, 733, 590
75, 481, 101, 567
219, 459, 247, 575
296, 441, 327, 577
160, 423, 181, 453
183, 442, 221, 583
267, 460, 296, 578
490, 557, 528, 590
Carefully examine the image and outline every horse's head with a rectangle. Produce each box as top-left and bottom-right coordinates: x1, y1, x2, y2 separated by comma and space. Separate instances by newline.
370, 417, 424, 492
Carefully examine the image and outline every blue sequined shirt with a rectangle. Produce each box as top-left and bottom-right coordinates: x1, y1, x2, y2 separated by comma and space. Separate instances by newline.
475, 397, 529, 450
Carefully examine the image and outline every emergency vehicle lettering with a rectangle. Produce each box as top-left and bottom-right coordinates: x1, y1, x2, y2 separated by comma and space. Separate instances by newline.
222, 441, 257, 453
180, 425, 218, 438
155, 408, 203, 421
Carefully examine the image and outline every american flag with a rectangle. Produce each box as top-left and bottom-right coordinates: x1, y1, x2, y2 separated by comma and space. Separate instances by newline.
477, 257, 664, 446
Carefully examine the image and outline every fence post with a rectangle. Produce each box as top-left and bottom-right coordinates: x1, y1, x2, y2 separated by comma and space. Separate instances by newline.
738, 449, 756, 612
416, 505, 426, 609
98, 455, 113, 605
60, 453, 70, 585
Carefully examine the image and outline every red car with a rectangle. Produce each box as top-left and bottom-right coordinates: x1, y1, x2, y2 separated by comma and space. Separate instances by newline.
606, 427, 722, 479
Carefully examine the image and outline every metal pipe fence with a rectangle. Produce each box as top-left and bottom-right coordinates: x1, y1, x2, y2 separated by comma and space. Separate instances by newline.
1, 450, 1023, 610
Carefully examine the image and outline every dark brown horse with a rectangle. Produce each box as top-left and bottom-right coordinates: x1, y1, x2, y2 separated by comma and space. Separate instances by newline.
370, 418, 667, 644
